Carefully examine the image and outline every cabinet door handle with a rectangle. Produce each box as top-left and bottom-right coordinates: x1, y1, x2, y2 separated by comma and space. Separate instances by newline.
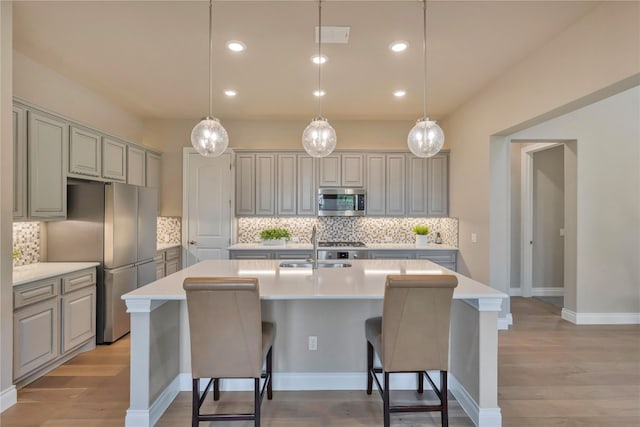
189, 240, 197, 245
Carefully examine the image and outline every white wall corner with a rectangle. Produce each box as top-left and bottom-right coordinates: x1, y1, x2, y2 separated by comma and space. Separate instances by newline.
508, 287, 523, 296
0, 385, 17, 412
562, 309, 640, 325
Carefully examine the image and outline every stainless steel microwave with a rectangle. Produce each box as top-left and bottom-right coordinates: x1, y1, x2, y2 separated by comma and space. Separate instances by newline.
317, 188, 366, 216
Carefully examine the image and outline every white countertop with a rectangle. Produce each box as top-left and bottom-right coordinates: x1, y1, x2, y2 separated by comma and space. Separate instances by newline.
228, 243, 457, 251
13, 262, 100, 287
123, 259, 504, 302
157, 243, 181, 251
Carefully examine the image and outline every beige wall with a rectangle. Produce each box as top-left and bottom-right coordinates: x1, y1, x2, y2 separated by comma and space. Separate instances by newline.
13, 51, 144, 143
510, 86, 639, 314
143, 118, 421, 217
1, 1, 13, 405
441, 2, 640, 283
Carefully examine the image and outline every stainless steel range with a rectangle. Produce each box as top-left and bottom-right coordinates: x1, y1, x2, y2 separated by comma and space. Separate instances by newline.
317, 241, 368, 260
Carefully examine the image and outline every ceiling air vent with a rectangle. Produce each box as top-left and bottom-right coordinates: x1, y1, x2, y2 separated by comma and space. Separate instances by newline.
315, 26, 350, 44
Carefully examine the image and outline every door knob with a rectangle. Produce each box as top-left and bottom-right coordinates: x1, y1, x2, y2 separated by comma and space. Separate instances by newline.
189, 240, 197, 245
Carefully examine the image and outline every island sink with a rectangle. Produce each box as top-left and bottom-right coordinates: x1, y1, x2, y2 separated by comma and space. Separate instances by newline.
279, 261, 352, 269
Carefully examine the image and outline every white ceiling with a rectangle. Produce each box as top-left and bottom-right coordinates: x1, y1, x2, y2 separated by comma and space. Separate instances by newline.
13, 0, 598, 121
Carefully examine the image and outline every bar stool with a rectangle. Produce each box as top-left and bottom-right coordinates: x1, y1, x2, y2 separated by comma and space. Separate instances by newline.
183, 277, 275, 427
365, 274, 458, 427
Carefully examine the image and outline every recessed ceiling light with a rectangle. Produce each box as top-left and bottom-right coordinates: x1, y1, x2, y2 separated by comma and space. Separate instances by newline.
389, 41, 409, 53
311, 54, 328, 65
313, 90, 326, 97
393, 90, 406, 98
226, 40, 246, 52
224, 90, 237, 97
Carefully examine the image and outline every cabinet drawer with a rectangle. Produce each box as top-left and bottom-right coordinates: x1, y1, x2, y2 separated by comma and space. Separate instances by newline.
164, 247, 180, 261
153, 253, 164, 262
14, 279, 59, 309
62, 269, 96, 294
415, 251, 456, 264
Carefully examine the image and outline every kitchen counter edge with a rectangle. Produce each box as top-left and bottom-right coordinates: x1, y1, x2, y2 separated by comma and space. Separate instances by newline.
13, 262, 100, 287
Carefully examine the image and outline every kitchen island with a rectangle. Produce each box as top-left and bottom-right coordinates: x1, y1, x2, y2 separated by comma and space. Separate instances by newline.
122, 259, 506, 427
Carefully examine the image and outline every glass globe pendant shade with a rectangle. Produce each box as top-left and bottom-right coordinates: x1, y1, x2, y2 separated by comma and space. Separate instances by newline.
407, 118, 445, 158
190, 116, 229, 157
301, 117, 337, 158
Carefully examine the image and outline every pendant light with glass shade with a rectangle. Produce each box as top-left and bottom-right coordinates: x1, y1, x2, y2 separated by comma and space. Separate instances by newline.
302, 0, 337, 158
191, 0, 229, 157
407, 0, 444, 158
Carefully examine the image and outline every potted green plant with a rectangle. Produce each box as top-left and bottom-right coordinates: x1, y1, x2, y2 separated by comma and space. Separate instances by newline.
412, 225, 430, 247
260, 228, 291, 246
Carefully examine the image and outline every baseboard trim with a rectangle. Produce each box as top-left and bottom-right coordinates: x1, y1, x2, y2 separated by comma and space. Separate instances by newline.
508, 287, 564, 297
449, 376, 501, 427
562, 309, 640, 325
497, 313, 513, 330
125, 374, 180, 427
0, 385, 17, 412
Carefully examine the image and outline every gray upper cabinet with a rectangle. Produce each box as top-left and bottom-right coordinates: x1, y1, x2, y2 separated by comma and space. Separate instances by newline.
28, 111, 68, 219
366, 153, 405, 216
406, 152, 449, 217
69, 126, 101, 178
319, 155, 341, 187
365, 154, 386, 216
277, 154, 297, 216
297, 155, 316, 216
102, 137, 127, 182
146, 152, 161, 188
406, 156, 428, 217
386, 154, 406, 216
127, 146, 146, 186
342, 154, 365, 187
427, 153, 449, 217
256, 154, 276, 216
13, 105, 27, 220
319, 153, 364, 187
235, 154, 256, 215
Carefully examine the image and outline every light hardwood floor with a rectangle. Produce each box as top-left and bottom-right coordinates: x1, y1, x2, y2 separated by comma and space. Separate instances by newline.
2, 297, 639, 426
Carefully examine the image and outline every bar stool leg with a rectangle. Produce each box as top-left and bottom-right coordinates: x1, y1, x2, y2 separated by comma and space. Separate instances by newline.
383, 372, 390, 427
254, 377, 261, 427
366, 342, 374, 395
192, 378, 199, 427
267, 347, 273, 400
441, 370, 448, 427
417, 371, 424, 393
213, 378, 220, 401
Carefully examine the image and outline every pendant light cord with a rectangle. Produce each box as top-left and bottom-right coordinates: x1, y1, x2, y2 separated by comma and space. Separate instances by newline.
317, 0, 323, 118
208, 0, 213, 118
422, 0, 427, 119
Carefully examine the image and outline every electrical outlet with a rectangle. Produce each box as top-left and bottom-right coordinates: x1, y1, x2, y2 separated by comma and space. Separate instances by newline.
559, 228, 565, 237
471, 233, 477, 243
308, 336, 318, 351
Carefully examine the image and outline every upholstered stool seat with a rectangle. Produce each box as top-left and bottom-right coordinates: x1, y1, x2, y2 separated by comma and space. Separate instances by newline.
184, 277, 275, 427
365, 274, 458, 427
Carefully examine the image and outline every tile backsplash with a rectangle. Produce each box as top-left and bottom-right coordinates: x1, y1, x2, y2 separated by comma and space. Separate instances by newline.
157, 217, 181, 244
13, 222, 41, 267
237, 217, 458, 247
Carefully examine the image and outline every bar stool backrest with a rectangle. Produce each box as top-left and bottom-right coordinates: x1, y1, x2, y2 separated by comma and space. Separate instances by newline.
183, 277, 262, 379
382, 275, 458, 372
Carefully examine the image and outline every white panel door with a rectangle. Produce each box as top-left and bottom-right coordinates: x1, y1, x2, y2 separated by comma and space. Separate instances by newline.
184, 151, 232, 266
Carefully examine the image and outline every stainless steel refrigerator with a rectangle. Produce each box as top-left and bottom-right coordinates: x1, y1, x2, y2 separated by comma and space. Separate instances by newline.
47, 179, 158, 343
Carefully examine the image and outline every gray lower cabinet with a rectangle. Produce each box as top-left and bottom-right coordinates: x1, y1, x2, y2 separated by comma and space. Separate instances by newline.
155, 246, 182, 279
229, 250, 312, 260
13, 105, 27, 220
13, 267, 96, 384
28, 110, 68, 219
368, 250, 457, 270
13, 296, 59, 381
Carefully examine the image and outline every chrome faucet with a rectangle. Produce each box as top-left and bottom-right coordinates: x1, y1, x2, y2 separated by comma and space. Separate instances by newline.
310, 225, 319, 269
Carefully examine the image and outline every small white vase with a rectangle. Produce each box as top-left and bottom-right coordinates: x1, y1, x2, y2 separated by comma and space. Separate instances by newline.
262, 238, 286, 246
415, 234, 428, 248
